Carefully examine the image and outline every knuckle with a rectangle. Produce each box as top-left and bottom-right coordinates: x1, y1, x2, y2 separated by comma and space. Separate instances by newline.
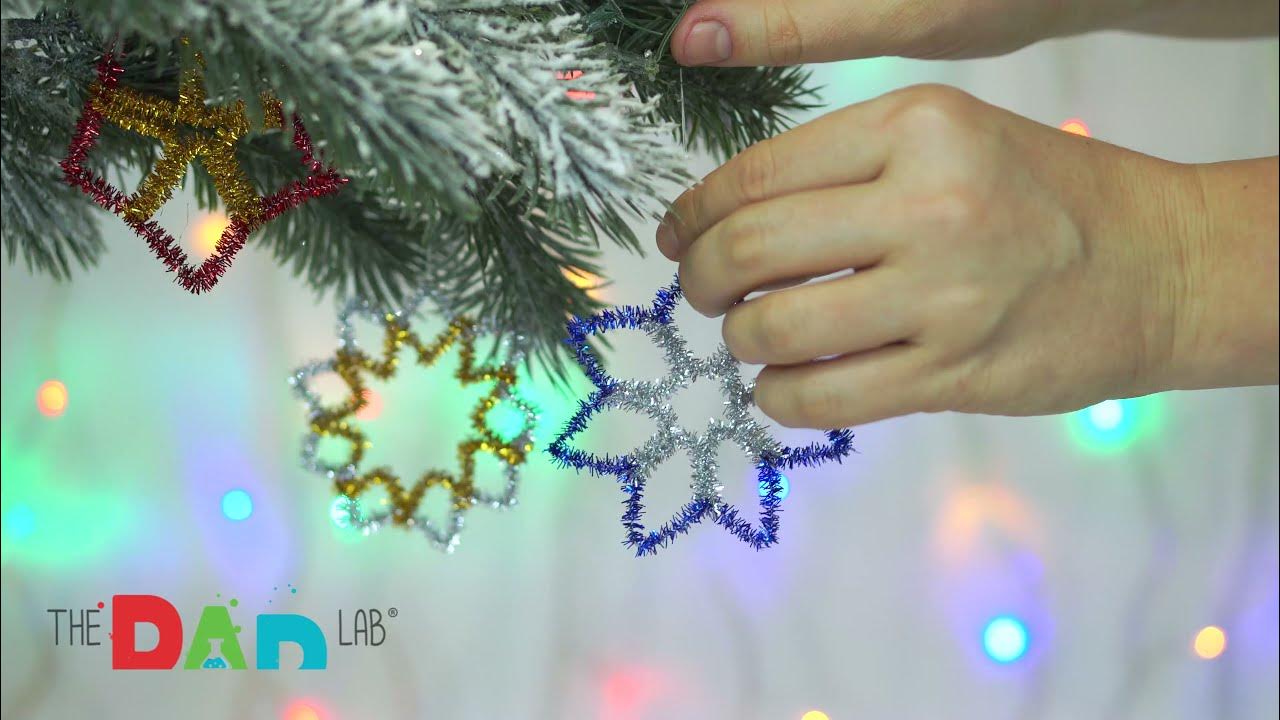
719, 212, 770, 276
754, 296, 802, 358
761, 3, 805, 65
885, 84, 974, 136
732, 140, 778, 204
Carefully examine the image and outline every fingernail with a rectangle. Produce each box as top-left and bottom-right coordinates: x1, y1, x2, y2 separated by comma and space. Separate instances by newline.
656, 220, 679, 259
681, 20, 732, 66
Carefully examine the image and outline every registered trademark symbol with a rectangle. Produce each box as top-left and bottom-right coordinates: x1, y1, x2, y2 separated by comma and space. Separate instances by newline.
387, 607, 398, 618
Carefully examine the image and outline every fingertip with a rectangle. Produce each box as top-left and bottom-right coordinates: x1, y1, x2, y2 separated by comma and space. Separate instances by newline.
751, 365, 786, 417
671, 12, 733, 67
656, 219, 681, 260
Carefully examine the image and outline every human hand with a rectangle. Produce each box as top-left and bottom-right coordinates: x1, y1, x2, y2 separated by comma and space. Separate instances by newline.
659, 85, 1211, 429
669, 0, 1146, 66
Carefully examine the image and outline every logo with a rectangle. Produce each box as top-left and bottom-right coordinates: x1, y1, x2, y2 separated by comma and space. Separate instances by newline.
46, 590, 394, 670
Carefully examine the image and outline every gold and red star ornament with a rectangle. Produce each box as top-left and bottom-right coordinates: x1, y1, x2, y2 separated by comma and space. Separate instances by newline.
61, 47, 347, 294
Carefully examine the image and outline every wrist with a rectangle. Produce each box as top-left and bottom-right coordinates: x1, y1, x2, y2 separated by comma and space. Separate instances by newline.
1144, 160, 1211, 393
1111, 157, 1208, 397
1162, 160, 1280, 390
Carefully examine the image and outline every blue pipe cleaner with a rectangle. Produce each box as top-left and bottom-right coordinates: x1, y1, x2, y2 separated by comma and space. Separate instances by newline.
549, 276, 855, 556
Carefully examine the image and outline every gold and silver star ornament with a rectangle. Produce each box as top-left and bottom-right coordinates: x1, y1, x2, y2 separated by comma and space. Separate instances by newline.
290, 290, 537, 552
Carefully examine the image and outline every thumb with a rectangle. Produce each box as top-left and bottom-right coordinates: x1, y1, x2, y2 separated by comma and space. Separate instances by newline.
671, 0, 869, 67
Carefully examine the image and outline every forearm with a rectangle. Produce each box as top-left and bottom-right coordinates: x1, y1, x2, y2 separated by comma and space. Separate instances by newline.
1166, 157, 1279, 391
1110, 0, 1279, 38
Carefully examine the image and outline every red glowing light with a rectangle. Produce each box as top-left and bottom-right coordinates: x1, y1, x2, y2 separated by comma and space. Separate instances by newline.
600, 666, 669, 720
283, 700, 326, 720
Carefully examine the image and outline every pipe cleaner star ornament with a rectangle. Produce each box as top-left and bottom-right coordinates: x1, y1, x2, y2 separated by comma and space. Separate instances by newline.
549, 278, 854, 556
60, 48, 346, 294
290, 291, 537, 552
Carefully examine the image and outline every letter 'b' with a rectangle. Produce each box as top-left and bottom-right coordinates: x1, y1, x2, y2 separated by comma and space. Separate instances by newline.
112, 595, 183, 670
256, 614, 327, 670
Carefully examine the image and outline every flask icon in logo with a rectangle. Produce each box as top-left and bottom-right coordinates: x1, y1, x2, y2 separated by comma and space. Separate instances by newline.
201, 638, 229, 669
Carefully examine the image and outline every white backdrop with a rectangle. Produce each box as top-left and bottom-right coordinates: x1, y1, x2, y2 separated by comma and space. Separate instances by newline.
2, 30, 1278, 720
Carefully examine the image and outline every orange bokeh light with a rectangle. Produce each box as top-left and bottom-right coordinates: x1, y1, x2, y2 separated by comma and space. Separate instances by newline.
36, 380, 68, 417
933, 481, 1041, 566
1193, 625, 1227, 660
355, 388, 383, 421
555, 69, 597, 101
190, 211, 231, 259
563, 266, 606, 300
1059, 119, 1091, 137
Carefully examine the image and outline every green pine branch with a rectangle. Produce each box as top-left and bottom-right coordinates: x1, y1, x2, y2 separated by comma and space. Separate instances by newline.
564, 0, 820, 159
1, 3, 819, 376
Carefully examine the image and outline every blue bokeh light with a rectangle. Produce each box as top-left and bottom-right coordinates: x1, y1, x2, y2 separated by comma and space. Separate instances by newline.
983, 615, 1029, 664
758, 474, 790, 501
4, 504, 37, 540
220, 489, 254, 521
1087, 399, 1126, 432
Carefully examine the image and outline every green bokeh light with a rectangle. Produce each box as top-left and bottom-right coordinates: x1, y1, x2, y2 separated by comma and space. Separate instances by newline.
1, 433, 140, 567
1068, 395, 1166, 453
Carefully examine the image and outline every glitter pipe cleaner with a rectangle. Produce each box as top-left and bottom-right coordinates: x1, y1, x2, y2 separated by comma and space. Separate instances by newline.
60, 49, 346, 294
289, 288, 538, 552
548, 277, 854, 556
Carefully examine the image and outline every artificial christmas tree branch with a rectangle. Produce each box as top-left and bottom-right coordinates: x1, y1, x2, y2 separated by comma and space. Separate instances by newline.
1, 1, 815, 373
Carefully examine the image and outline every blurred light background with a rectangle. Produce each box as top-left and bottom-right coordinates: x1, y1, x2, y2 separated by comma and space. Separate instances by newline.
2, 29, 1278, 720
